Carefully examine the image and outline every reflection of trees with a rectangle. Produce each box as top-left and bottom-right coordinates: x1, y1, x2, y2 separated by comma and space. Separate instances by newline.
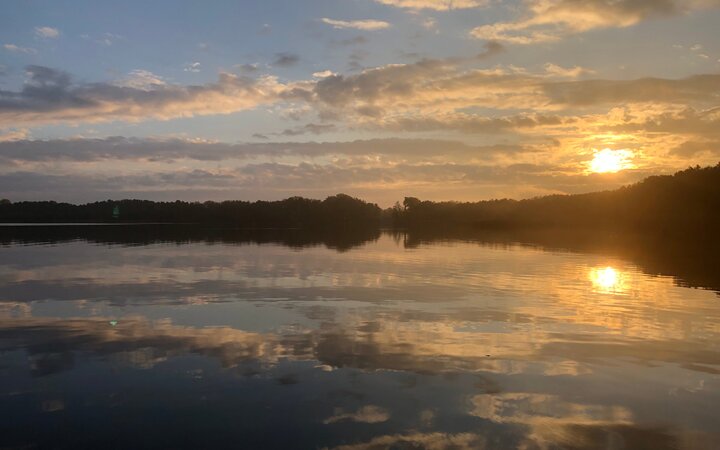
3, 224, 719, 294
0, 225, 380, 252
396, 228, 720, 294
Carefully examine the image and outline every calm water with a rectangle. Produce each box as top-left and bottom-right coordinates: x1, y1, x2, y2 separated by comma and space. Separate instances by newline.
1, 226, 719, 449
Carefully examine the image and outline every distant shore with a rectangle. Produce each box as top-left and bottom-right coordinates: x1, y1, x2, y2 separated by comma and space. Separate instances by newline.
2, 164, 719, 232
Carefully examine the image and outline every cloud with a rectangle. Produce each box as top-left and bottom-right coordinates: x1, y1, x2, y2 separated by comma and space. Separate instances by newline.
280, 123, 337, 136
0, 136, 596, 205
113, 69, 166, 90
477, 40, 505, 58
0, 137, 529, 163
0, 128, 28, 142
470, 0, 720, 44
34, 26, 60, 39
272, 52, 300, 67
3, 60, 719, 135
80, 32, 123, 46
0, 159, 644, 205
543, 63, 595, 78
321, 18, 391, 30
542, 75, 720, 106
184, 62, 201, 73
3, 43, 37, 54
670, 139, 720, 156
312, 70, 336, 78
377, 113, 567, 134
0, 65, 288, 126
235, 63, 261, 74
324, 405, 389, 424
327, 432, 486, 450
373, 0, 486, 10
333, 36, 368, 47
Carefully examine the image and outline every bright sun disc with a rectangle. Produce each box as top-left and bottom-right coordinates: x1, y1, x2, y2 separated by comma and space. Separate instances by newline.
589, 148, 634, 173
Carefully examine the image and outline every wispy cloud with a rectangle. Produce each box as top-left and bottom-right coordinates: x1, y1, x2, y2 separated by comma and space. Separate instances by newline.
312, 70, 336, 78
3, 43, 37, 54
81, 32, 124, 46
374, 0, 485, 11
543, 63, 595, 78
324, 406, 389, 424
272, 52, 300, 67
0, 128, 28, 142
321, 18, 391, 30
113, 69, 166, 90
470, 0, 720, 44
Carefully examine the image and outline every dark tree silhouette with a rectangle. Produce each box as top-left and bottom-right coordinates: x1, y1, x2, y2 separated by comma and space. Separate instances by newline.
2, 164, 719, 234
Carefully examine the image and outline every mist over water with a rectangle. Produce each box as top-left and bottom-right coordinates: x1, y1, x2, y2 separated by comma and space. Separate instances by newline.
1, 226, 719, 449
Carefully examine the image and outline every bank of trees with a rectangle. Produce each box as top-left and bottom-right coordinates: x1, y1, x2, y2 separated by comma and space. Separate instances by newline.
0, 194, 382, 229
2, 164, 719, 233
391, 164, 720, 233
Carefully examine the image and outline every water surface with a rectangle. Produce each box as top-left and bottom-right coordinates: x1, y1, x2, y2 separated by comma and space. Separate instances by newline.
1, 226, 719, 449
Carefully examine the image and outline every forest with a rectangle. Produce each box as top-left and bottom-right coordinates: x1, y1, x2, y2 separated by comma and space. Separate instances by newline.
2, 164, 719, 232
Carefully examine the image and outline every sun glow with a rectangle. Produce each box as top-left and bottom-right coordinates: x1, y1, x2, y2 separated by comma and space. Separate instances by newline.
589, 266, 625, 294
588, 148, 634, 173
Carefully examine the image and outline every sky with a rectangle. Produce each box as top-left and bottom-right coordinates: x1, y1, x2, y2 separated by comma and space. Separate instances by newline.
1, 0, 720, 205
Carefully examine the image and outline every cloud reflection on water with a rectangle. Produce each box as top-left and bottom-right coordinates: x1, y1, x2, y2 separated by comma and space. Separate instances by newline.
1, 230, 720, 448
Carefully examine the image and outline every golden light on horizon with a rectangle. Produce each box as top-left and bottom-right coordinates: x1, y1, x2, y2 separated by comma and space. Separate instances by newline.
590, 266, 625, 294
589, 148, 635, 173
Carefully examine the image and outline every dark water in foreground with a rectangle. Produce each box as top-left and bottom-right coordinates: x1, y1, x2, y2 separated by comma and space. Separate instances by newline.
1, 226, 719, 449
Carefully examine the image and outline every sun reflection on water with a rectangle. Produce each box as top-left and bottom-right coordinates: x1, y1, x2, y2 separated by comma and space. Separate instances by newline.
590, 266, 625, 294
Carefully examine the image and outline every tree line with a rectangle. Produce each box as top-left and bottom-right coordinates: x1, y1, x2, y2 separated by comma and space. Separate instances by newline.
0, 194, 382, 229
391, 163, 720, 233
2, 164, 719, 232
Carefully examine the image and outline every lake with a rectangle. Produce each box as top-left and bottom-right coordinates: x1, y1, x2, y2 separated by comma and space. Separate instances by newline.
1, 226, 719, 449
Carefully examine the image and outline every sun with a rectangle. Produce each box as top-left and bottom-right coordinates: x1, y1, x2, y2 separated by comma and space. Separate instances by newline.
589, 148, 634, 173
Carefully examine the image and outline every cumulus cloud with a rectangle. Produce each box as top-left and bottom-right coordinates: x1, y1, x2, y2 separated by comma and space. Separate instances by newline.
34, 26, 60, 39
321, 18, 391, 30
374, 0, 486, 10
0, 65, 289, 126
470, 0, 720, 44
